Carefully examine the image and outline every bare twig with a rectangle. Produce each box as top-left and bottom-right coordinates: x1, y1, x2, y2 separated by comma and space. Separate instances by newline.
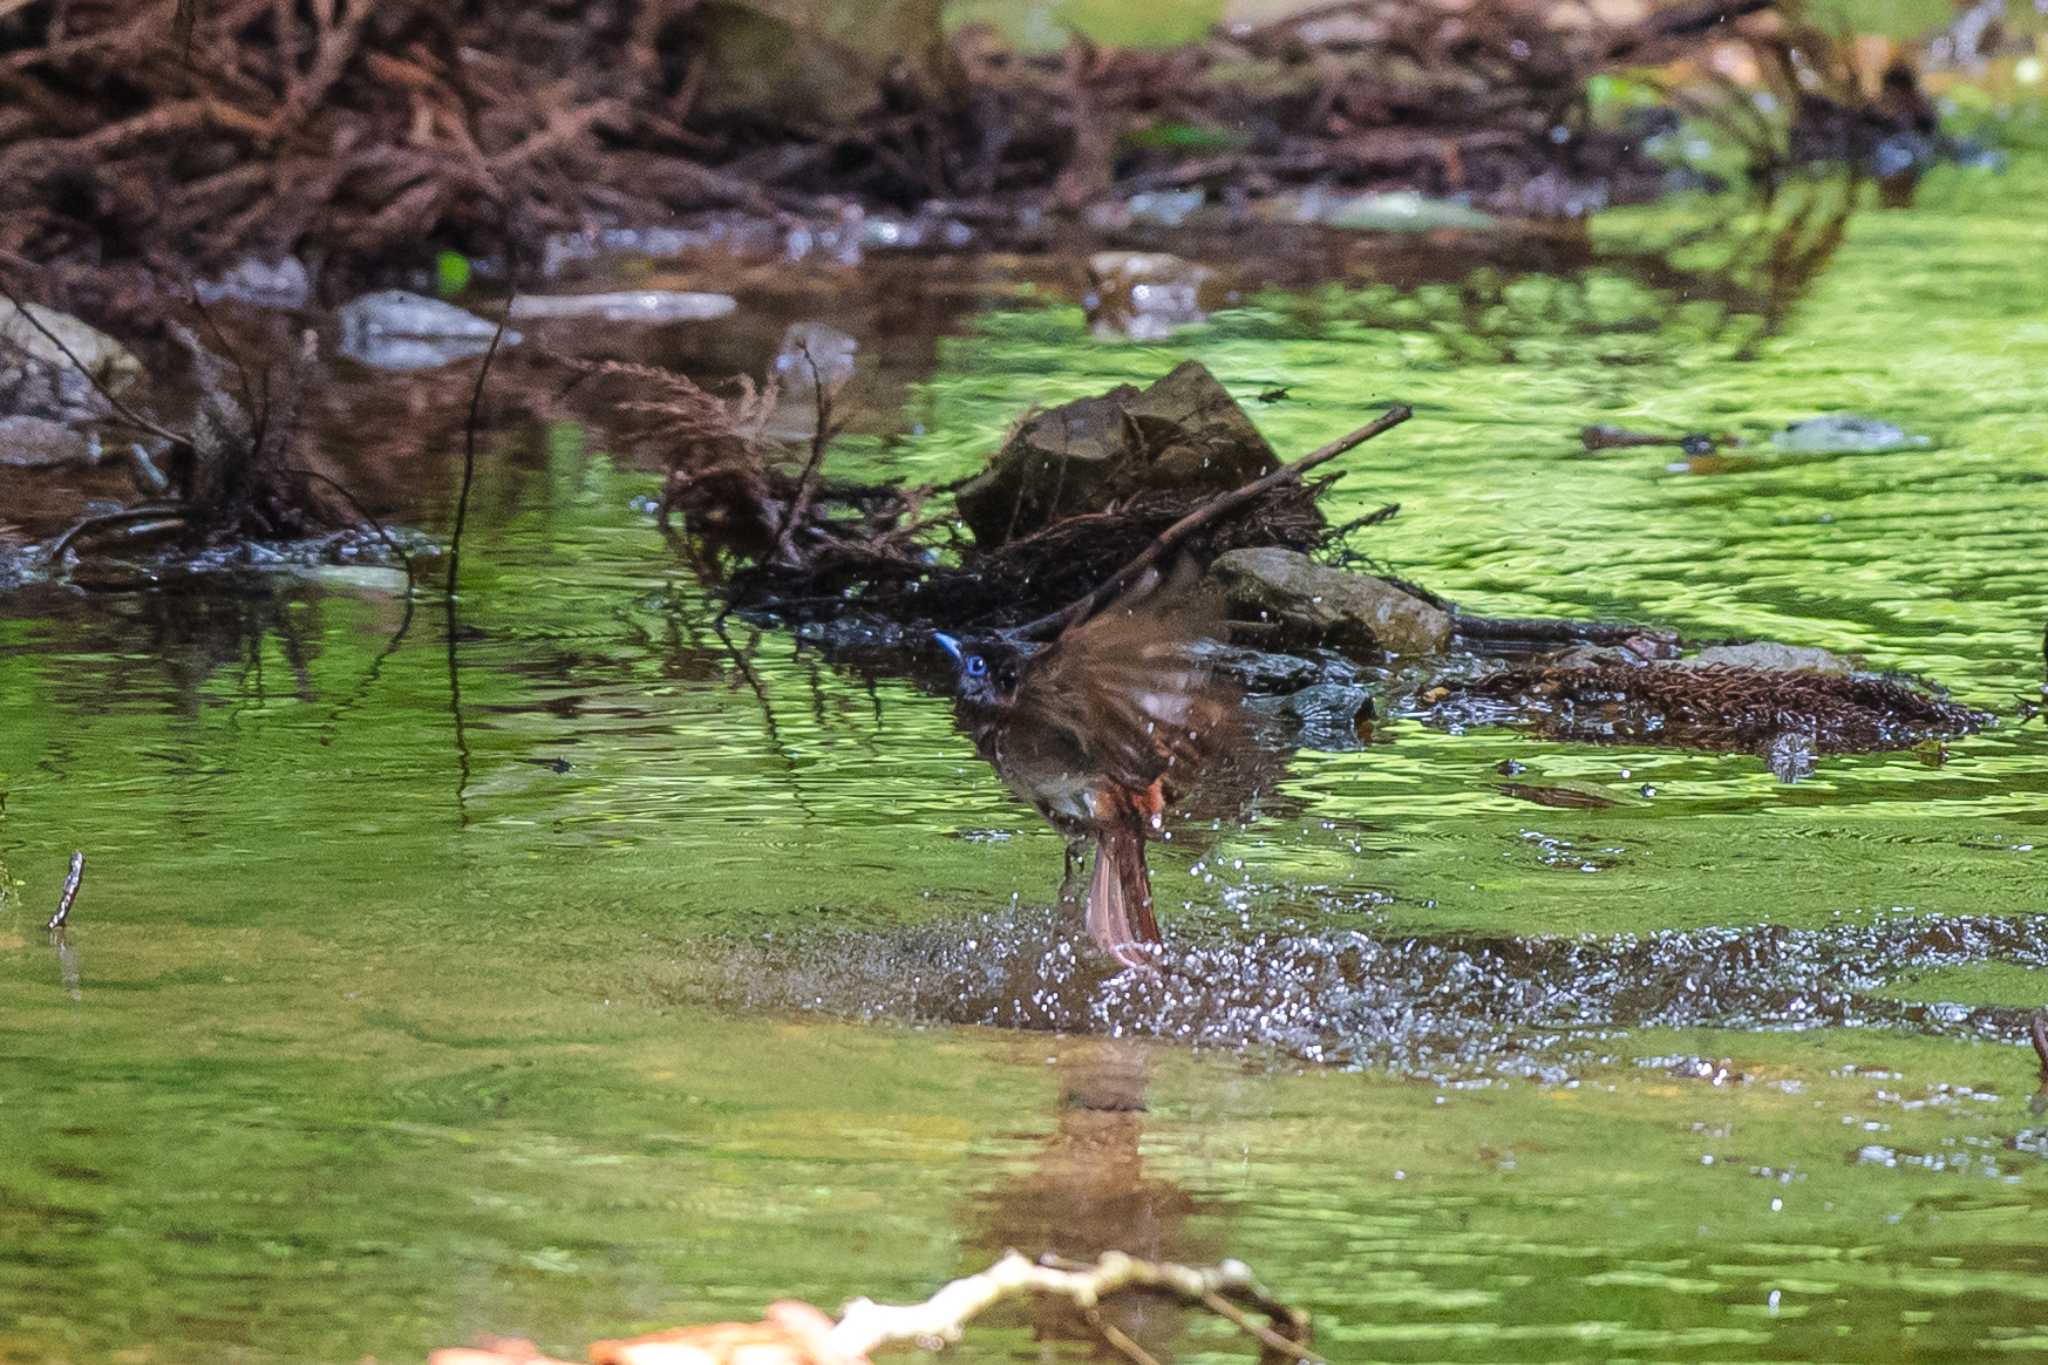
826, 1251, 1321, 1362
445, 289, 513, 599
1018, 405, 1413, 639
1198, 1290, 1321, 1361
1327, 501, 1402, 541
1082, 1306, 1164, 1365
771, 343, 835, 568
47, 851, 83, 933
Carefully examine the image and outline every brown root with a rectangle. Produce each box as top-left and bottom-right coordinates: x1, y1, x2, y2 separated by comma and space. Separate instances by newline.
0, 0, 1808, 285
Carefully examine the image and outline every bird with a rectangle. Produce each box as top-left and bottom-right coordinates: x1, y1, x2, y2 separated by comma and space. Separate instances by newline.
934, 573, 1237, 967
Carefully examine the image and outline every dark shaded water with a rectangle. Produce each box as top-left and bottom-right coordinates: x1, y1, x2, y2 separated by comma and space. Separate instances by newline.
4, 142, 2048, 1361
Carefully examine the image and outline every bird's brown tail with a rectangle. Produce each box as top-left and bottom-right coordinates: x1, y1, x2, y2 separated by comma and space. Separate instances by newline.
1087, 822, 1161, 968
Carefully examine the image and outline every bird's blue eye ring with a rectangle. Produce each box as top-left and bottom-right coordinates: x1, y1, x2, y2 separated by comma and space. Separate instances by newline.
964, 654, 987, 678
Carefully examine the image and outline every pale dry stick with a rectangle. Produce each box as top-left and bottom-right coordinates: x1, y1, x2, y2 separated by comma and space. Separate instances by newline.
825, 1251, 1322, 1363
47, 850, 83, 933
1018, 404, 1413, 640
1041, 1254, 1318, 1362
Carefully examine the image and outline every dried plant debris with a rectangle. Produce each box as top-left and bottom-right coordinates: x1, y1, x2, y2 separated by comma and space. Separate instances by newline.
1425, 660, 1988, 758
0, 0, 1858, 285
577, 355, 1379, 635
12, 315, 397, 577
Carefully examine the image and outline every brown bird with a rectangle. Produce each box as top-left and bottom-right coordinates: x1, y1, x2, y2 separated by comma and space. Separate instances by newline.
935, 575, 1237, 967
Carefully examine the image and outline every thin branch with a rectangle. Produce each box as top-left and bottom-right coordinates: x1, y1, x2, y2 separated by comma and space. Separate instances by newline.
47, 851, 83, 933
444, 287, 513, 599
1018, 404, 1413, 639
0, 272, 191, 448
1083, 1306, 1164, 1365
282, 468, 412, 578
1199, 1290, 1321, 1362
183, 277, 260, 427
771, 342, 834, 567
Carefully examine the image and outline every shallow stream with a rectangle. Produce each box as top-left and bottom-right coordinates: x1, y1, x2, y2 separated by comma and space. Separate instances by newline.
5, 131, 2048, 1361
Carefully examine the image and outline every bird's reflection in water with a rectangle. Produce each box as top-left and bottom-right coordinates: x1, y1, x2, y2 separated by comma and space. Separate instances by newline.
968, 1039, 1221, 1361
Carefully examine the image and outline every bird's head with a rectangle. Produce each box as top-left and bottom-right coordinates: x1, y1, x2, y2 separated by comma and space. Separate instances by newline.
932, 632, 1024, 709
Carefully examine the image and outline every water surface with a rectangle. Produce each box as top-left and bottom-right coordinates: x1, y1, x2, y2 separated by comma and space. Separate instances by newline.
3, 145, 2048, 1361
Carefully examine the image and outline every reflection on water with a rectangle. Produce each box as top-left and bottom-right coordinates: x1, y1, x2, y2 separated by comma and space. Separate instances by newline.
2, 153, 2048, 1360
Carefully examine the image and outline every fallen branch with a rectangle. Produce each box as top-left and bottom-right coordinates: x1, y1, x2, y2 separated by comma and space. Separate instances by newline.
1019, 404, 1413, 640
47, 850, 83, 933
827, 1251, 1318, 1362
437, 1252, 1316, 1365
45, 506, 191, 563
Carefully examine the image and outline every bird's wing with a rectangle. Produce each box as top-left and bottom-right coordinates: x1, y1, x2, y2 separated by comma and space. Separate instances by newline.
1012, 571, 1236, 794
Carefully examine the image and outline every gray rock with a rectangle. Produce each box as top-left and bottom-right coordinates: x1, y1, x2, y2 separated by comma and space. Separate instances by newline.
955, 360, 1281, 548
195, 256, 312, 309
337, 290, 520, 371
1271, 187, 1497, 232
1210, 547, 1453, 657
1770, 414, 1930, 454
508, 291, 737, 324
1082, 190, 1207, 231
1678, 642, 1853, 675
1546, 643, 1648, 670
0, 414, 99, 468
0, 302, 145, 423
1086, 251, 1211, 340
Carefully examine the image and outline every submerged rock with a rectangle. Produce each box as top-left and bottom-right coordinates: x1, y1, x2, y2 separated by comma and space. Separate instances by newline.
508, 291, 736, 324
337, 290, 519, 371
1210, 547, 1453, 657
955, 360, 1282, 547
1770, 414, 1931, 454
1189, 640, 1358, 694
0, 302, 144, 424
1248, 681, 1376, 751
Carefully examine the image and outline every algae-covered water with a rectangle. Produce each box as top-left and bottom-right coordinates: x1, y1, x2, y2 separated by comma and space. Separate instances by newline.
5, 135, 2048, 1361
